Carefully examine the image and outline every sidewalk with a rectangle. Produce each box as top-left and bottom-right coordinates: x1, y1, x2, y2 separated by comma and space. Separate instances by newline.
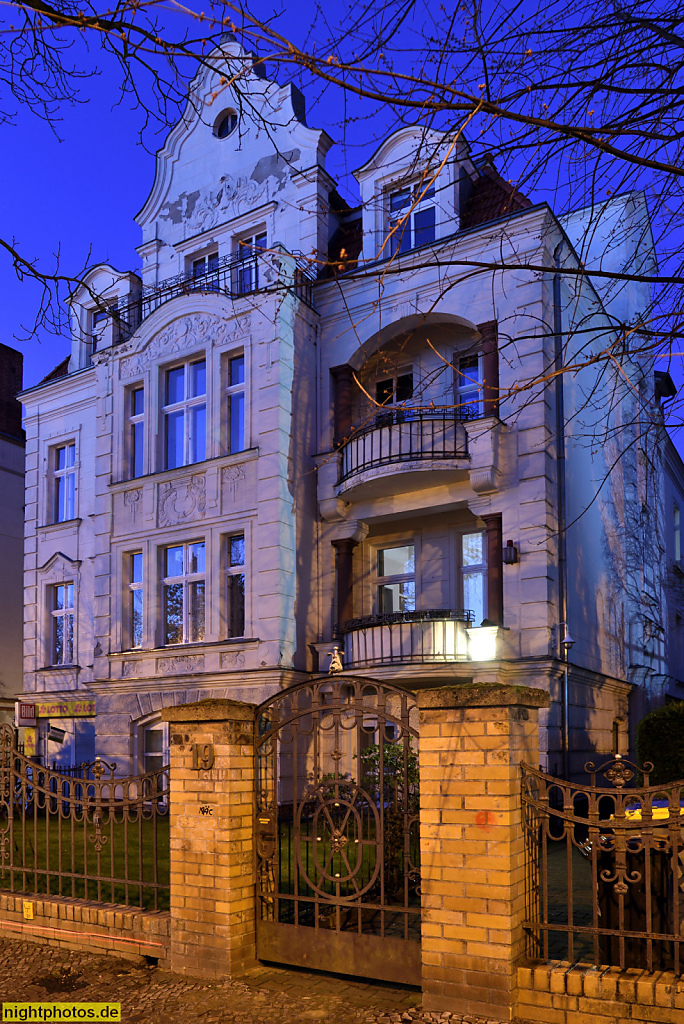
0, 937, 504, 1024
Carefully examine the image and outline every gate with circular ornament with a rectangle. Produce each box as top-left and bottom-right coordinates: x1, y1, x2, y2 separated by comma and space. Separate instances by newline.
255, 676, 421, 985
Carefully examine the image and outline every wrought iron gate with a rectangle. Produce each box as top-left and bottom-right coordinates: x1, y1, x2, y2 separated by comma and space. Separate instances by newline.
255, 677, 421, 984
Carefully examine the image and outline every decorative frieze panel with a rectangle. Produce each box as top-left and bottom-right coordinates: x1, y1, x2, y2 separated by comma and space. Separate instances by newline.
219, 651, 245, 670
220, 459, 257, 514
157, 654, 205, 675
158, 473, 206, 527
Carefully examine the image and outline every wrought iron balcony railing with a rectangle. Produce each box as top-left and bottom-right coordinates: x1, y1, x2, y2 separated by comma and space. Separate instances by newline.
96, 249, 316, 344
339, 409, 469, 484
337, 609, 473, 668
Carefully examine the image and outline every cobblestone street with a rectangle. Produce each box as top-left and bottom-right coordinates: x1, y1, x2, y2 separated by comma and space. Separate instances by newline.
0, 937, 505, 1024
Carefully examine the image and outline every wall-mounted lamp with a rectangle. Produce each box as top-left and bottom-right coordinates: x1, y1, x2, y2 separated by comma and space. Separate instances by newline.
502, 539, 518, 565
560, 627, 575, 650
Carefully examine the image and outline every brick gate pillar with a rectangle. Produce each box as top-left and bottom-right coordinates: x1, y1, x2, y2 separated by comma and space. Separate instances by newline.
162, 698, 256, 980
417, 683, 550, 1021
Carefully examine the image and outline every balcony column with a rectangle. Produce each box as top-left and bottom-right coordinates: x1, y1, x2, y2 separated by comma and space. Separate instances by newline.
333, 538, 357, 626
482, 513, 503, 625
331, 519, 368, 637
331, 364, 355, 446
478, 320, 499, 418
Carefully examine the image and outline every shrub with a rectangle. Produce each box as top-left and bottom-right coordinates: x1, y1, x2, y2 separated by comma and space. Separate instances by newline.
636, 701, 684, 785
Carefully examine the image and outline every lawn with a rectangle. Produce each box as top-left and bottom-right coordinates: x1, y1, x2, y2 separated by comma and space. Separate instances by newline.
0, 810, 170, 911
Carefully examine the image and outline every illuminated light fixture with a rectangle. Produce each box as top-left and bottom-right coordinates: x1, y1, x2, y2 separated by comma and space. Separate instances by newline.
466, 625, 500, 662
502, 539, 518, 565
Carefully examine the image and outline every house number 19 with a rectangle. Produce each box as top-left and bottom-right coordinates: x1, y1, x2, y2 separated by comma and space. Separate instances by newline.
191, 743, 215, 770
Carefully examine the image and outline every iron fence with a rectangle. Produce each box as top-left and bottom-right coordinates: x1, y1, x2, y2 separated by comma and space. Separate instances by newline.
338, 609, 472, 668
99, 249, 316, 344
0, 725, 169, 910
522, 755, 684, 974
339, 410, 469, 484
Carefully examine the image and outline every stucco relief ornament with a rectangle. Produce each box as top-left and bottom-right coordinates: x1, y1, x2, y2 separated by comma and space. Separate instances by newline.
184, 173, 281, 233
124, 489, 142, 522
158, 474, 206, 527
222, 463, 245, 502
157, 655, 204, 674
121, 661, 143, 679
119, 314, 250, 380
220, 651, 246, 670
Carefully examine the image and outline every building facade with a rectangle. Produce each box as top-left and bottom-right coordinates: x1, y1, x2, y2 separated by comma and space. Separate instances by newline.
18, 38, 677, 776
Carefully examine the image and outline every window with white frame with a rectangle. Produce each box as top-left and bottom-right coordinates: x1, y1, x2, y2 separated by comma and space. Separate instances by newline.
191, 250, 219, 279
141, 719, 168, 774
163, 359, 206, 469
50, 582, 75, 665
128, 551, 143, 649
226, 353, 245, 453
89, 302, 117, 362
375, 369, 414, 408
225, 534, 245, 638
234, 231, 267, 295
52, 442, 76, 523
128, 385, 144, 478
455, 354, 483, 420
376, 544, 416, 614
460, 532, 486, 625
387, 183, 436, 256
162, 541, 205, 645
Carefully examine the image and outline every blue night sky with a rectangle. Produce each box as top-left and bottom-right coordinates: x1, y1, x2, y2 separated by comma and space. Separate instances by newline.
1, 1, 680, 460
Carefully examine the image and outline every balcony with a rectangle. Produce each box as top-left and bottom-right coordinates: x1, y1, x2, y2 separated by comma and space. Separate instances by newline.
338, 610, 472, 669
338, 409, 469, 493
97, 249, 315, 343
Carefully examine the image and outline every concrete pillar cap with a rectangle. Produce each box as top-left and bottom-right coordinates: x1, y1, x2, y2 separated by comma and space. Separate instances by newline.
416, 682, 550, 710
162, 698, 256, 722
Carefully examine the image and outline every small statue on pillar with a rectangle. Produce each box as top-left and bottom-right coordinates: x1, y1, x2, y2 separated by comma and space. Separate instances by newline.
328, 646, 343, 674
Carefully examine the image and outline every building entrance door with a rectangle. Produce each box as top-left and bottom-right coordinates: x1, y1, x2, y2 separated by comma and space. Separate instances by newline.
255, 676, 421, 985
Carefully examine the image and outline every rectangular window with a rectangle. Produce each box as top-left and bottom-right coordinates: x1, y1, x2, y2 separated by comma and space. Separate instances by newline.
128, 551, 143, 649
388, 184, 435, 256
227, 353, 246, 453
225, 534, 246, 637
53, 443, 76, 523
191, 250, 219, 278
376, 544, 416, 614
163, 359, 207, 469
142, 722, 168, 774
375, 370, 414, 407
234, 232, 267, 295
51, 582, 75, 665
162, 541, 205, 645
129, 386, 144, 478
675, 503, 681, 562
461, 532, 486, 625
455, 355, 483, 420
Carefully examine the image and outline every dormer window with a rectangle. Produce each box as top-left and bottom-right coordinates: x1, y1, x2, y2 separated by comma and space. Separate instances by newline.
388, 184, 436, 256
89, 301, 117, 361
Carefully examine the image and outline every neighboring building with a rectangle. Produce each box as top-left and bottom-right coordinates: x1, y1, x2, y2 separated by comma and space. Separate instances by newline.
0, 343, 25, 725
17, 37, 677, 777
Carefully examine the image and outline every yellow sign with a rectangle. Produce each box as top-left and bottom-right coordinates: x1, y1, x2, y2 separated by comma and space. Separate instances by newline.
35, 699, 95, 718
3, 1004, 121, 1021
23, 728, 37, 758
22, 901, 33, 921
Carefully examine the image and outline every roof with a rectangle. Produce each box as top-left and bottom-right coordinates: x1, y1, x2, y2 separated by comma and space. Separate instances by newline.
460, 163, 532, 230
40, 357, 70, 384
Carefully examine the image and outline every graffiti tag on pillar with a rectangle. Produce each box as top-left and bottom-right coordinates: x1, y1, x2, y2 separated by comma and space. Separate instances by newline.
191, 743, 215, 770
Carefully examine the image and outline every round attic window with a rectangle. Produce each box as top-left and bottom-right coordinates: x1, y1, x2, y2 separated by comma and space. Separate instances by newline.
214, 110, 238, 139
